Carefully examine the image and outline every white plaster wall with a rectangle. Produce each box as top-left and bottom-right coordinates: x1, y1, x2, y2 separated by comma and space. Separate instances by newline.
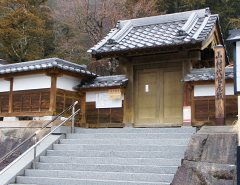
236, 42, 240, 92
86, 91, 124, 108
194, 84, 234, 97
13, 74, 51, 91
0, 79, 10, 92
57, 75, 80, 92
86, 92, 96, 102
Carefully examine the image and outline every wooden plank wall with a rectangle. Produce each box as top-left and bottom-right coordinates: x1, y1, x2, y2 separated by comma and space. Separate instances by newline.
194, 95, 237, 124
86, 101, 124, 124
56, 89, 81, 116
0, 93, 9, 113
11, 89, 50, 113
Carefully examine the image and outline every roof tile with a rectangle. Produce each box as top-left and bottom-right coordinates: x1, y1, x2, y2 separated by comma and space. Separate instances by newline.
182, 67, 233, 82
88, 8, 221, 55
74, 75, 129, 90
0, 58, 97, 77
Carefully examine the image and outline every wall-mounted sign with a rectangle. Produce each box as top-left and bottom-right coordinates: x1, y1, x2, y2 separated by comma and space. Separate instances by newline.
96, 92, 122, 108
109, 89, 121, 99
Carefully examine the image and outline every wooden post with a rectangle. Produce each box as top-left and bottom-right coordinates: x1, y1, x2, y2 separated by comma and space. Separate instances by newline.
49, 74, 57, 114
183, 60, 192, 126
215, 45, 225, 126
80, 92, 86, 124
124, 62, 134, 124
7, 78, 13, 113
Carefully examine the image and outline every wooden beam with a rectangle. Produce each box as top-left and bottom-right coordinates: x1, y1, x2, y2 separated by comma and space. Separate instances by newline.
45, 72, 63, 78
215, 45, 226, 126
0, 111, 54, 117
188, 79, 233, 86
132, 51, 201, 65
77, 91, 85, 97
79, 86, 126, 92
119, 57, 131, 67
201, 26, 216, 50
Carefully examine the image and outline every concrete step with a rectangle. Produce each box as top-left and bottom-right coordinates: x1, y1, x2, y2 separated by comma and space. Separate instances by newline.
12, 128, 195, 185
66, 133, 193, 139
60, 138, 191, 145
40, 156, 182, 166
34, 162, 178, 174
46, 150, 185, 159
16, 176, 170, 185
75, 127, 196, 134
52, 143, 188, 151
24, 169, 174, 182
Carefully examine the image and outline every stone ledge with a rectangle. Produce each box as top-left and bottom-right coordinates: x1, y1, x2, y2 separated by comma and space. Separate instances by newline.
197, 126, 236, 134
0, 120, 71, 128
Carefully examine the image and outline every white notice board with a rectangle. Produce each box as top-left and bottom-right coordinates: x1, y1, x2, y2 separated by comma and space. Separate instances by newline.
96, 92, 122, 108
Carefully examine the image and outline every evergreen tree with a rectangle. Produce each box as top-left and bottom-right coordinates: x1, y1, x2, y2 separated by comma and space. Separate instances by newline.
0, 0, 52, 63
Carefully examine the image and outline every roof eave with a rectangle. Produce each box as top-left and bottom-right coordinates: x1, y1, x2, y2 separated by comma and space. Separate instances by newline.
92, 41, 203, 60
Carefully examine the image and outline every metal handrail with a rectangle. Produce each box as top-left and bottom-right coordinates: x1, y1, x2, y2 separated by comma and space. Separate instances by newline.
0, 108, 80, 175
0, 101, 78, 165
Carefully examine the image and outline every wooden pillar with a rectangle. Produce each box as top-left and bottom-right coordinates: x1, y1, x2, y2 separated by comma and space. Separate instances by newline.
49, 75, 57, 114
80, 92, 86, 124
215, 45, 225, 126
183, 60, 192, 126
123, 61, 134, 124
5, 77, 14, 113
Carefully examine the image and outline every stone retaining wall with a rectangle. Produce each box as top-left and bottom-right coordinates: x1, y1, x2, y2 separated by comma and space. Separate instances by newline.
171, 126, 237, 185
0, 127, 50, 171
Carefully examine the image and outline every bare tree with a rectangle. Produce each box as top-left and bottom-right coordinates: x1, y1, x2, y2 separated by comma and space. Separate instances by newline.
53, 0, 158, 66
54, 0, 158, 44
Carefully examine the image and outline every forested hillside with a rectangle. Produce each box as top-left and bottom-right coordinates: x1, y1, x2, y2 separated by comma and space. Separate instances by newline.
0, 0, 240, 68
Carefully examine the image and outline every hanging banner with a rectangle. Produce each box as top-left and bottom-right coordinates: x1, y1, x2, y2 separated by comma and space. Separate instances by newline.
183, 106, 191, 123
109, 89, 121, 99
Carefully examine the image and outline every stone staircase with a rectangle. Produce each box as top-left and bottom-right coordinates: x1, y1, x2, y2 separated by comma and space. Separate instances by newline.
10, 127, 196, 185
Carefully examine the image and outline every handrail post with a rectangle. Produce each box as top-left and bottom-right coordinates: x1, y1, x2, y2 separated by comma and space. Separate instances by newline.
72, 104, 75, 134
33, 136, 37, 169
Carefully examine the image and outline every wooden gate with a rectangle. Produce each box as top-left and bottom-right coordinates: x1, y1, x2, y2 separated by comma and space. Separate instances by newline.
134, 67, 183, 127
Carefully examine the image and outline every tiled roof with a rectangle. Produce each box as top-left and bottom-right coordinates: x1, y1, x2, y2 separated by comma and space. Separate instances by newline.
0, 58, 97, 77
182, 67, 234, 82
74, 75, 128, 89
226, 29, 240, 42
88, 8, 219, 55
